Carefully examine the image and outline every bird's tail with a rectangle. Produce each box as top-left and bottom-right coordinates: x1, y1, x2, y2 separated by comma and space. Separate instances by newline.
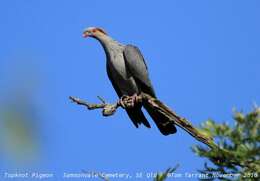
126, 106, 151, 128
143, 102, 177, 135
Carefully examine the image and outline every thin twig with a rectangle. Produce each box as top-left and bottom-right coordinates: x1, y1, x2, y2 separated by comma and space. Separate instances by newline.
69, 96, 119, 116
97, 96, 106, 104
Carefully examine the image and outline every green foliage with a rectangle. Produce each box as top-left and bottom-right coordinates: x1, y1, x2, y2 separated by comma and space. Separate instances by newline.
192, 107, 260, 180
154, 165, 179, 181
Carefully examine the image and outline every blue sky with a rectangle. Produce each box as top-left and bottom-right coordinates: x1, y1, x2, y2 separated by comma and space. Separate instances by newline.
0, 0, 259, 180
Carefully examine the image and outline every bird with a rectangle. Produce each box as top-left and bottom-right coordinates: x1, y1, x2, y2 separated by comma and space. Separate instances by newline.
83, 27, 177, 135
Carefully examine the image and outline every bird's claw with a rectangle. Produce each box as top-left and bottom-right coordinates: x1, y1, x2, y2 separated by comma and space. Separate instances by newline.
119, 95, 132, 109
119, 94, 141, 109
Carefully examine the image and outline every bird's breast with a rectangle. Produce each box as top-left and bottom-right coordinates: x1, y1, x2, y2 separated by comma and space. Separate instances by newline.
107, 51, 139, 95
107, 51, 128, 79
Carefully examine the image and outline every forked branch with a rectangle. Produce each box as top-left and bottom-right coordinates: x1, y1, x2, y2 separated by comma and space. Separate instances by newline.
69, 93, 217, 149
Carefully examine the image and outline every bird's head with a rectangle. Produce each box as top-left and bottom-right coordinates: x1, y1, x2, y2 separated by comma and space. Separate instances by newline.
83, 27, 107, 38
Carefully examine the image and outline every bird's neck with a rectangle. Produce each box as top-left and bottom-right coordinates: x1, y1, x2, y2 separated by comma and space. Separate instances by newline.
94, 35, 122, 58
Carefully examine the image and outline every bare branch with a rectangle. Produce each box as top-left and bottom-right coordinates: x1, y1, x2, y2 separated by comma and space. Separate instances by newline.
69, 93, 217, 149
69, 96, 119, 116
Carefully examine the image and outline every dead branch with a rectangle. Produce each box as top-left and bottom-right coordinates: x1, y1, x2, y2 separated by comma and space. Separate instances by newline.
69, 93, 217, 149
69, 96, 119, 116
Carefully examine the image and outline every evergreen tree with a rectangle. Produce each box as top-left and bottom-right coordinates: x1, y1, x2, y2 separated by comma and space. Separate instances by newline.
192, 107, 260, 180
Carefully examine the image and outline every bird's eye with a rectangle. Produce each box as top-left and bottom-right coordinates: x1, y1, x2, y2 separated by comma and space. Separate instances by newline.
92, 29, 97, 33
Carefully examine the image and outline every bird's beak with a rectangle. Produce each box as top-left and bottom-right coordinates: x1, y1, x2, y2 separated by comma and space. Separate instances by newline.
82, 31, 90, 38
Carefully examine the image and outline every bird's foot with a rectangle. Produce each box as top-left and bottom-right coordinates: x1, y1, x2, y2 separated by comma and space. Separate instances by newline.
119, 94, 142, 109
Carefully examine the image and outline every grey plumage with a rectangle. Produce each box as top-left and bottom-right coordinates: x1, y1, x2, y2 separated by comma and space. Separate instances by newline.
83, 27, 176, 135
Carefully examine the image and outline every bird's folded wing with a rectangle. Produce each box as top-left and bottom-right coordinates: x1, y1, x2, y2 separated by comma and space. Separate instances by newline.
123, 45, 156, 97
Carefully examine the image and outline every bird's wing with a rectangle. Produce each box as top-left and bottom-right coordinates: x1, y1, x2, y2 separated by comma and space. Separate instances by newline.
124, 45, 177, 135
123, 45, 156, 97
106, 61, 150, 128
